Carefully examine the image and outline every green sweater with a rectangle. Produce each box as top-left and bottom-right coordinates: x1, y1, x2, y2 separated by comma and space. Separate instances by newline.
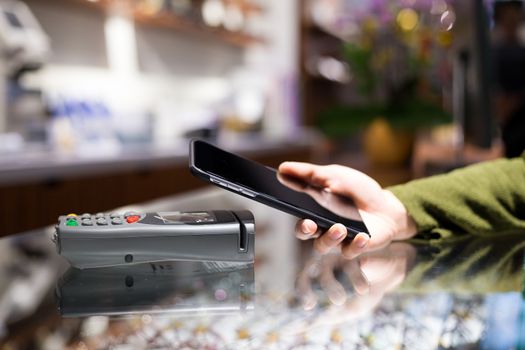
388, 152, 525, 239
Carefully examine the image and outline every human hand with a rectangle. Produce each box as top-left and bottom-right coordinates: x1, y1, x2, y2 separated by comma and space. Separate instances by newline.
278, 162, 417, 259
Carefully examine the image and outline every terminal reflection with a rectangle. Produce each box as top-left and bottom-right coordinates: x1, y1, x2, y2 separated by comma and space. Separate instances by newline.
56, 260, 254, 318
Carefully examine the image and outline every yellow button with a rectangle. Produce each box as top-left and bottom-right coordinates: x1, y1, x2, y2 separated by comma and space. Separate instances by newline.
66, 213, 77, 217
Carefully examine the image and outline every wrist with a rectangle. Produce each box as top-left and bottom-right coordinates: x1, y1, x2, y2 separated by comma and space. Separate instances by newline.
383, 189, 417, 239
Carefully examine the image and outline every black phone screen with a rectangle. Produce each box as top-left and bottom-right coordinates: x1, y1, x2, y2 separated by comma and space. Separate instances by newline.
191, 140, 368, 235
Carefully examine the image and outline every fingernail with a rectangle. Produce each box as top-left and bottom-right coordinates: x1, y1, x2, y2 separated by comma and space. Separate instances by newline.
329, 229, 345, 241
305, 221, 316, 233
302, 294, 317, 310
356, 236, 369, 248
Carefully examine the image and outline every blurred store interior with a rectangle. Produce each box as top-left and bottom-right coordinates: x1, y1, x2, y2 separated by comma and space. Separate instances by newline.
0, 0, 523, 235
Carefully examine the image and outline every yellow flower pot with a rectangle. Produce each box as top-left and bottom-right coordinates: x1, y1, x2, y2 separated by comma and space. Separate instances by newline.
363, 118, 414, 166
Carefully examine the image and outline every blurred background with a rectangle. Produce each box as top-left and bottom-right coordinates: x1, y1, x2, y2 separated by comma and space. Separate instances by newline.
0, 0, 523, 235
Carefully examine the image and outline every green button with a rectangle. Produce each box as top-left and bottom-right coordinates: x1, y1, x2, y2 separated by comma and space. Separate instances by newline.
66, 219, 78, 226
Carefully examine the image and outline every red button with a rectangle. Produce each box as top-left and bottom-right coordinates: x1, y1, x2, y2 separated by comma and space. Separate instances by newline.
126, 215, 140, 223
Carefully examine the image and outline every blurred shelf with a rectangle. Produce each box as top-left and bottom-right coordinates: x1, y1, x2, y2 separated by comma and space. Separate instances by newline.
305, 72, 347, 85
300, 2, 349, 125
133, 9, 264, 47
73, 0, 265, 48
307, 23, 345, 42
223, 0, 264, 15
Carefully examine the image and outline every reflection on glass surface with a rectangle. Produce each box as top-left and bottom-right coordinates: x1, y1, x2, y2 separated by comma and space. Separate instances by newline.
2, 218, 525, 348
291, 235, 525, 349
277, 172, 362, 221
48, 235, 525, 349
56, 260, 254, 318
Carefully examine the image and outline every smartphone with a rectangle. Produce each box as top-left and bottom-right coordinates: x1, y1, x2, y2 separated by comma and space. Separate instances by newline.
189, 139, 369, 237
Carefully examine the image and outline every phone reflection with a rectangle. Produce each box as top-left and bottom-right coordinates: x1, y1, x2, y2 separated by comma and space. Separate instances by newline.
276, 173, 362, 222
56, 261, 254, 318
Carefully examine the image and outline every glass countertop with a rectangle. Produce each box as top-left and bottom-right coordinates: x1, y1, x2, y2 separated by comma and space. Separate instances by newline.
0, 188, 524, 349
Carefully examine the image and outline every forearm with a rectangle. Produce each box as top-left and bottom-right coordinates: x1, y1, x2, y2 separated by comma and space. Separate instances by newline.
388, 154, 525, 237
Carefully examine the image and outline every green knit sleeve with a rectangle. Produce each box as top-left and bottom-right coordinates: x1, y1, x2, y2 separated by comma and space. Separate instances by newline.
388, 153, 525, 238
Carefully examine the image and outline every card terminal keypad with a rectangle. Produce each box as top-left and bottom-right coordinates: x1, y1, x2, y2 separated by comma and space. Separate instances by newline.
61, 212, 144, 227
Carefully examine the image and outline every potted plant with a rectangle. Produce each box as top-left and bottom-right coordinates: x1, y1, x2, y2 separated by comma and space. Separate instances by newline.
317, 5, 453, 166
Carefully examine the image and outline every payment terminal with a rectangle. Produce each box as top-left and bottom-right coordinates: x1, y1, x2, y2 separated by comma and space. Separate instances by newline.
54, 210, 255, 269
